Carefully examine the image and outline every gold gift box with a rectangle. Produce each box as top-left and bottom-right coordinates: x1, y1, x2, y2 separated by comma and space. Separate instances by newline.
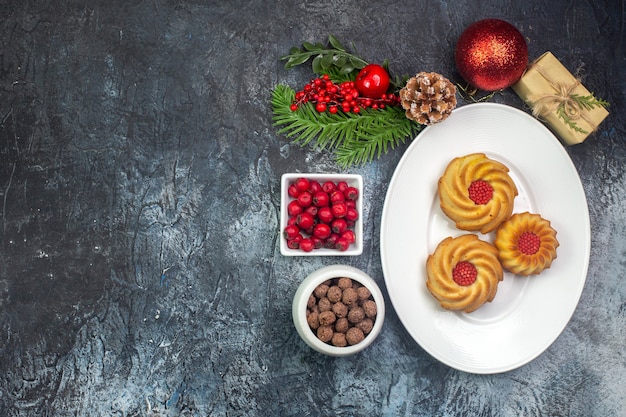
512, 51, 609, 145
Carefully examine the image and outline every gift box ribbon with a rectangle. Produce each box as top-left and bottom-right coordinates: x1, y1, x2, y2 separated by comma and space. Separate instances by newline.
528, 64, 598, 134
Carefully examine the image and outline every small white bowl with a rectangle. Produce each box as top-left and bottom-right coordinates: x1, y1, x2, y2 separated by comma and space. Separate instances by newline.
280, 173, 363, 256
292, 264, 385, 357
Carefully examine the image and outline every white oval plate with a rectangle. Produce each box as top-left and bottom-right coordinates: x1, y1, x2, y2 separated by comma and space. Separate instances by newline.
380, 103, 590, 374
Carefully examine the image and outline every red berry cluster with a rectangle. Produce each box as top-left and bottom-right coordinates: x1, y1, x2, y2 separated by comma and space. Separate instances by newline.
468, 180, 494, 205
289, 74, 400, 114
452, 261, 478, 286
517, 232, 540, 255
284, 177, 359, 252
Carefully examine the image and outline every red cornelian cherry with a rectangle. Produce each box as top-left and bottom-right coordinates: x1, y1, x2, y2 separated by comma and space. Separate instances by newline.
344, 186, 359, 201
331, 201, 348, 218
317, 206, 334, 224
452, 261, 478, 286
335, 237, 351, 251
518, 232, 541, 255
324, 233, 340, 249
311, 236, 324, 249
288, 184, 300, 198
283, 224, 301, 240
305, 205, 318, 217
287, 236, 302, 249
296, 212, 315, 230
340, 230, 356, 244
329, 189, 345, 203
297, 190, 313, 207
322, 181, 336, 193
287, 200, 303, 217
308, 180, 322, 194
295, 177, 310, 192
331, 218, 348, 234
313, 223, 332, 240
312, 191, 329, 207
468, 180, 494, 205
345, 207, 359, 222
299, 238, 315, 252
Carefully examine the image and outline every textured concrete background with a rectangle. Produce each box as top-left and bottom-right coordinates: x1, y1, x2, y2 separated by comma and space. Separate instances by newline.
0, 0, 624, 416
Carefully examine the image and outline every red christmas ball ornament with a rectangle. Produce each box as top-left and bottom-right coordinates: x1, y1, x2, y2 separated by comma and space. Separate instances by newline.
355, 64, 391, 98
455, 18, 528, 91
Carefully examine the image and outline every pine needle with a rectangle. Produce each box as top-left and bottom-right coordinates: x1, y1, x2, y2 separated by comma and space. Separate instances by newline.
271, 84, 421, 167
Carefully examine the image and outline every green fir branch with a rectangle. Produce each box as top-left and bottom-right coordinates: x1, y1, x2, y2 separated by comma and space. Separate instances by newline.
557, 93, 609, 134
271, 84, 421, 167
556, 106, 588, 134
570, 93, 609, 110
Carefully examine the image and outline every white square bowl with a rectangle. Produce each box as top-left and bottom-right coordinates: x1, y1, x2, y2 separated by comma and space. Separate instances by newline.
280, 173, 363, 256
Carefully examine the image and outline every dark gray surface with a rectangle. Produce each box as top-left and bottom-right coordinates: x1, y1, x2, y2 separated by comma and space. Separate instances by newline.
1, 0, 624, 415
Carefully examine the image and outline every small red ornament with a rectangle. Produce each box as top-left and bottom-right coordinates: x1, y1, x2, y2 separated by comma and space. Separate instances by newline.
455, 19, 528, 91
355, 64, 391, 98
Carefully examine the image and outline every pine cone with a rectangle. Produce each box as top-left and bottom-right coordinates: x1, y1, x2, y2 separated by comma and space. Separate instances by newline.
399, 72, 457, 125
